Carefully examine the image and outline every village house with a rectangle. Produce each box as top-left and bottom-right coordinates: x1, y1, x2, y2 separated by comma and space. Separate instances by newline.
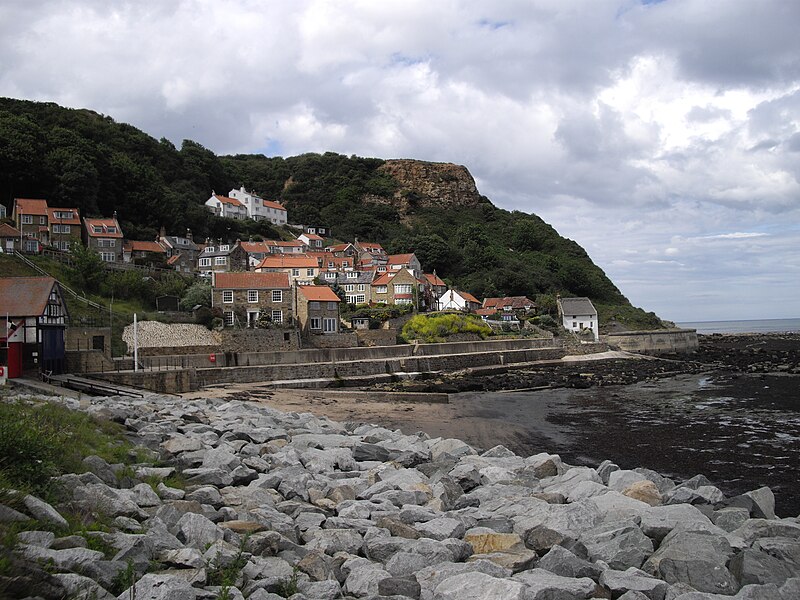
212, 271, 293, 328
47, 206, 82, 252
325, 242, 357, 257
123, 240, 167, 265
332, 270, 373, 305
424, 273, 447, 308
303, 225, 330, 237
558, 296, 599, 341
227, 186, 288, 224
355, 240, 388, 268
298, 232, 324, 249
388, 253, 422, 278
297, 285, 341, 335
197, 241, 248, 276
371, 268, 425, 307
265, 240, 306, 254
83, 215, 124, 263
438, 289, 482, 312
205, 193, 248, 220
11, 198, 49, 253
240, 241, 272, 268
256, 254, 319, 286
157, 229, 199, 273
0, 276, 69, 377
482, 296, 537, 317
0, 223, 22, 254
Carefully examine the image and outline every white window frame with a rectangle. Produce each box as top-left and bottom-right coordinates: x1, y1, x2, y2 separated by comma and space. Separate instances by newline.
328, 302, 337, 310
323, 318, 337, 333
376, 285, 387, 294
199, 257, 211, 267
306, 268, 315, 277
394, 284, 412, 294
357, 284, 365, 291
310, 301, 320, 310
346, 271, 358, 279
272, 290, 282, 302
271, 310, 283, 324
248, 290, 258, 303
345, 284, 355, 292
310, 317, 321, 330
215, 256, 226, 265
100, 251, 115, 262
292, 268, 300, 276
223, 290, 234, 303
324, 272, 336, 280
21, 215, 33, 224
219, 244, 230, 251
225, 311, 234, 326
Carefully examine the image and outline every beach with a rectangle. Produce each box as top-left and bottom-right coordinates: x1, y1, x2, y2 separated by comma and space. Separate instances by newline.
182, 332, 800, 515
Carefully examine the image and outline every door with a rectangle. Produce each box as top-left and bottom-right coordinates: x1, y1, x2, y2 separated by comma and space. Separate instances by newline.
7, 342, 23, 378
39, 326, 65, 375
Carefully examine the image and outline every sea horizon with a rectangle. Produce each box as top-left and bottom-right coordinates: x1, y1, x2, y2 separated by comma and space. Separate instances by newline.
676, 317, 800, 335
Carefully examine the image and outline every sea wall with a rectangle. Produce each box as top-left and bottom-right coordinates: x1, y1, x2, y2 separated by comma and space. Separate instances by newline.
606, 328, 698, 355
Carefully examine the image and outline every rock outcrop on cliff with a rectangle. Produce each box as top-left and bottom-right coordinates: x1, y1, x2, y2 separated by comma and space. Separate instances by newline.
7, 392, 797, 599
377, 160, 483, 210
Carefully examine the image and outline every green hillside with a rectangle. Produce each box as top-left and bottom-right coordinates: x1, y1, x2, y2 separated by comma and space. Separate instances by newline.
0, 97, 662, 328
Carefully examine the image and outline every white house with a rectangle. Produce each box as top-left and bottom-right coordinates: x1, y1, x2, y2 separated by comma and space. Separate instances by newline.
205, 193, 248, 220
438, 289, 481, 312
558, 296, 599, 341
227, 187, 288, 225
298, 232, 324, 249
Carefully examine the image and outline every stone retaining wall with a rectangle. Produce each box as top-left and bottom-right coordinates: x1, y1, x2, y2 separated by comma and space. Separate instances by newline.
305, 332, 359, 348
218, 328, 301, 352
606, 329, 698, 355
356, 329, 398, 347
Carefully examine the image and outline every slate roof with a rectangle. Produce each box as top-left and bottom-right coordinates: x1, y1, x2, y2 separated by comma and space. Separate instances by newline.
299, 286, 341, 302
213, 272, 290, 289
559, 297, 597, 316
0, 277, 60, 317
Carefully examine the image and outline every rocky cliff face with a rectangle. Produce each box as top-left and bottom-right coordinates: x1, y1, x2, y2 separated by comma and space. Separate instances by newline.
370, 159, 483, 212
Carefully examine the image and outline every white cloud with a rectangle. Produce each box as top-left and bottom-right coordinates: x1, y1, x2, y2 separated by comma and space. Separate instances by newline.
0, 0, 799, 321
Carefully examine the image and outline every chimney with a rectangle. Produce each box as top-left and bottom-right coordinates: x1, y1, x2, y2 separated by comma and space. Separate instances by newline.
186, 229, 193, 242
159, 225, 166, 239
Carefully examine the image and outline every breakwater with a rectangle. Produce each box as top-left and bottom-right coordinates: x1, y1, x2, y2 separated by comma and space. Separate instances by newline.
4, 389, 799, 599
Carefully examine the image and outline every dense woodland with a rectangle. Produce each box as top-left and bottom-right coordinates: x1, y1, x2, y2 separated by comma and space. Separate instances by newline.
0, 98, 661, 327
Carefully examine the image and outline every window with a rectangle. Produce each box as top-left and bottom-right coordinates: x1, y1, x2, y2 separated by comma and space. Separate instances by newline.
377, 266, 386, 272
327, 262, 334, 268
98, 239, 115, 248
394, 284, 412, 294
272, 310, 282, 323
357, 284, 365, 292
342, 261, 349, 267
347, 294, 366, 304
205, 246, 215, 253
396, 298, 412, 305
308, 228, 316, 234
328, 302, 337, 310
215, 256, 226, 265
323, 318, 337, 333
225, 311, 234, 326
310, 317, 321, 330
310, 301, 320, 310
25, 240, 38, 252
272, 290, 282, 302
572, 321, 577, 328
107, 226, 117, 233
21, 215, 33, 224
306, 268, 314, 277
248, 290, 258, 303
219, 244, 229, 251
346, 272, 357, 279
39, 216, 46, 225
199, 257, 211, 267
93, 226, 103, 233
100, 252, 115, 262
55, 241, 70, 251
52, 224, 70, 233
325, 272, 336, 280
223, 290, 234, 303
292, 268, 300, 276
376, 285, 387, 294
345, 284, 355, 292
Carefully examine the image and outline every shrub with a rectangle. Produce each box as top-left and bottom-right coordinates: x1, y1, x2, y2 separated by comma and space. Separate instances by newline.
401, 313, 492, 343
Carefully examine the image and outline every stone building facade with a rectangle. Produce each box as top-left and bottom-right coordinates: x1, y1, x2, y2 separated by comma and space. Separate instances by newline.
212, 271, 293, 328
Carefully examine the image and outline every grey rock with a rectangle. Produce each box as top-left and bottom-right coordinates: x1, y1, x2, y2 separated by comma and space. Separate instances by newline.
713, 507, 751, 533
781, 578, 800, 599
131, 483, 162, 507
597, 460, 620, 484
729, 548, 800, 587
185, 485, 223, 507
298, 579, 341, 599
537, 544, 602, 580
642, 529, 737, 595
582, 521, 654, 569
513, 568, 596, 599
415, 517, 466, 541
744, 487, 777, 520
429, 438, 476, 460
51, 534, 88, 549
72, 484, 146, 519
752, 537, 800, 566
182, 467, 234, 487
82, 455, 119, 486
343, 559, 391, 597
433, 571, 526, 600
21, 494, 69, 528
51, 573, 114, 600
115, 573, 198, 600
608, 470, 648, 492
640, 504, 714, 543
600, 567, 670, 600
19, 544, 105, 571
306, 528, 363, 555
380, 575, 422, 598
156, 482, 185, 500
17, 530, 55, 548
415, 560, 511, 600
386, 551, 432, 576
732, 519, 800, 545
175, 512, 224, 549
159, 547, 205, 568
202, 446, 242, 471
0, 502, 31, 522
161, 434, 204, 454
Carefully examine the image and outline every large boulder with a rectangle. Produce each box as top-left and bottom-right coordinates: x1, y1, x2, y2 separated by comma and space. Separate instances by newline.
433, 571, 527, 600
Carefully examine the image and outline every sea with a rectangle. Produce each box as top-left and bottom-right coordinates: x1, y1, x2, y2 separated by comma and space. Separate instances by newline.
676, 317, 800, 335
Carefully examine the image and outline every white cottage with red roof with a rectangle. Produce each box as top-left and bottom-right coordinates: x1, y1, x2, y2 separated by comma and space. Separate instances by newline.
205, 193, 248, 220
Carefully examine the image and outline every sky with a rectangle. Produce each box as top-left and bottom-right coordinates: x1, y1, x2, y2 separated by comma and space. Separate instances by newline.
1, 0, 799, 322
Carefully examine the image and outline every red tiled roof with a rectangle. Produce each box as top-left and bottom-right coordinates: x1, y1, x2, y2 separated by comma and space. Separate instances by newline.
475, 308, 498, 316
371, 272, 393, 286
262, 199, 286, 211
0, 223, 21, 237
0, 277, 60, 317
387, 253, 414, 265
257, 255, 319, 269
326, 243, 353, 253
214, 194, 245, 207
214, 272, 290, 289
166, 255, 181, 265
14, 198, 48, 216
126, 240, 165, 253
459, 291, 481, 304
482, 296, 536, 309
47, 207, 81, 225
84, 217, 123, 238
299, 286, 341, 302
424, 273, 446, 287
301, 233, 323, 241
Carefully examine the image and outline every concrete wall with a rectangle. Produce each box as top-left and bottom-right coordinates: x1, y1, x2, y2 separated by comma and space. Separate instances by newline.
138, 344, 221, 357
95, 368, 198, 394
606, 329, 698, 355
65, 350, 114, 374
65, 327, 111, 357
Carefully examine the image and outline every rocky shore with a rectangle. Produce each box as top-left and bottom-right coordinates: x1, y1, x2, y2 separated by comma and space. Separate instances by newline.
3, 391, 800, 599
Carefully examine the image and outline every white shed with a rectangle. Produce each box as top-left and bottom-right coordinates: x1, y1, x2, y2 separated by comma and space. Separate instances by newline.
557, 296, 599, 341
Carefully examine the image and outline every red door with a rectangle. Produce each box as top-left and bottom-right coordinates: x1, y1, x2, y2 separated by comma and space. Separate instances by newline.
7, 342, 22, 378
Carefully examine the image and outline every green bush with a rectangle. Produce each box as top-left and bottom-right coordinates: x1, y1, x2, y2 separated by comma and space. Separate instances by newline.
401, 313, 492, 343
